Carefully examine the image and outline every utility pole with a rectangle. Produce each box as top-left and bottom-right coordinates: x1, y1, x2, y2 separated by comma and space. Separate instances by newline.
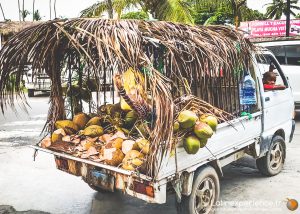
286, 0, 291, 37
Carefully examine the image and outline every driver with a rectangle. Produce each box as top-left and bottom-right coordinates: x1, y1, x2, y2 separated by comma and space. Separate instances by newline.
263, 71, 286, 90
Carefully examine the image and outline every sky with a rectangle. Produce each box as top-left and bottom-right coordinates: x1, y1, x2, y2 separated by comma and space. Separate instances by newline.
0, 0, 273, 21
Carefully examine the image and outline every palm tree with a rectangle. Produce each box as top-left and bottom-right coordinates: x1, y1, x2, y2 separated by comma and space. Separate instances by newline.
54, 0, 57, 18
33, 9, 42, 20
32, 0, 35, 21
49, 0, 52, 19
265, 0, 300, 19
0, 3, 6, 20
81, 0, 141, 19
231, 0, 247, 28
18, 0, 21, 21
81, 0, 193, 24
22, 0, 25, 21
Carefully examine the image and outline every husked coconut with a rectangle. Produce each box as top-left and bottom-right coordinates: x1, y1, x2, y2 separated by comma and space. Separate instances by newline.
103, 148, 125, 166
136, 138, 150, 154
55, 120, 79, 135
122, 150, 145, 170
85, 116, 102, 127
73, 113, 90, 129
110, 131, 127, 140
122, 140, 139, 154
99, 134, 112, 143
51, 128, 66, 143
41, 137, 51, 148
82, 125, 103, 137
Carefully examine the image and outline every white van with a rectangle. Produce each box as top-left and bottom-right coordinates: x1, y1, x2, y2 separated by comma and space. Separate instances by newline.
256, 40, 300, 110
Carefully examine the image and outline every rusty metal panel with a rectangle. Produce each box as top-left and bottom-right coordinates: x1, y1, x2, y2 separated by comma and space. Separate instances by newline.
54, 156, 81, 176
88, 170, 115, 192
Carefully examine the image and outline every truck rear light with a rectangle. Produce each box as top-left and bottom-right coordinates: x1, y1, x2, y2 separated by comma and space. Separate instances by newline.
132, 181, 154, 198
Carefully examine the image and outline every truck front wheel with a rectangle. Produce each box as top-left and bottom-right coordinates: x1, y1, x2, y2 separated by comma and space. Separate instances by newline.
256, 136, 285, 176
178, 166, 220, 214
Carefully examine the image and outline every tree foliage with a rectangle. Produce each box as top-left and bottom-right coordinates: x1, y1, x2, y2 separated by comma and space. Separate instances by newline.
193, 0, 265, 25
33, 10, 42, 21
81, 0, 193, 24
121, 11, 149, 19
265, 0, 300, 19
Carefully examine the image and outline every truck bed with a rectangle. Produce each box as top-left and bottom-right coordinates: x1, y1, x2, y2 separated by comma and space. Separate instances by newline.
31, 112, 262, 203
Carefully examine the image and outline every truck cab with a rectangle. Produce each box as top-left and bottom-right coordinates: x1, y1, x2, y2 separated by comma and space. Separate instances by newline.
256, 40, 300, 110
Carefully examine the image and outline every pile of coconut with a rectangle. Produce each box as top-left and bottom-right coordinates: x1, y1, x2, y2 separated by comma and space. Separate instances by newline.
40, 109, 150, 171
174, 110, 218, 154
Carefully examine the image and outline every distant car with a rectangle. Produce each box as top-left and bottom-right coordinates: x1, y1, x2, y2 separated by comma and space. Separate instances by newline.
290, 25, 300, 34
256, 40, 300, 110
24, 69, 51, 97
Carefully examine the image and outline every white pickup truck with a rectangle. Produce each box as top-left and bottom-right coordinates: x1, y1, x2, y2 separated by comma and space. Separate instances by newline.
32, 50, 295, 214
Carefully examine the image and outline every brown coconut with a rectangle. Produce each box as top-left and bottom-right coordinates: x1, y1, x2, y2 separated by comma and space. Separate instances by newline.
41, 137, 51, 148
86, 116, 102, 127
51, 128, 66, 143
73, 113, 90, 129
122, 140, 139, 154
136, 138, 150, 154
103, 148, 125, 166
55, 120, 79, 135
122, 150, 144, 170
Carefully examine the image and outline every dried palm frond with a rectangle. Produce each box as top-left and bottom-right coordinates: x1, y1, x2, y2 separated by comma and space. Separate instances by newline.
0, 19, 257, 178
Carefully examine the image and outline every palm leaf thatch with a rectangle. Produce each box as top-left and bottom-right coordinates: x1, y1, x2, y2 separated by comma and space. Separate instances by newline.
0, 21, 40, 35
0, 18, 257, 177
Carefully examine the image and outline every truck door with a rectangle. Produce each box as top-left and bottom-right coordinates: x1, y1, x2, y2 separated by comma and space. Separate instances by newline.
256, 54, 294, 135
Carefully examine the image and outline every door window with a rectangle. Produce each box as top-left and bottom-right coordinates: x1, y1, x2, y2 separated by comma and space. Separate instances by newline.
256, 54, 288, 89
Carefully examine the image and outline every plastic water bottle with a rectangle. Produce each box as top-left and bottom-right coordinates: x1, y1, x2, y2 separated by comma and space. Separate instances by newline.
240, 72, 257, 111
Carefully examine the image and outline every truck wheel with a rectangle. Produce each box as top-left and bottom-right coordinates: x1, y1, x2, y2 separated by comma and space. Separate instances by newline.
177, 166, 219, 214
28, 89, 34, 97
87, 183, 110, 194
256, 136, 285, 176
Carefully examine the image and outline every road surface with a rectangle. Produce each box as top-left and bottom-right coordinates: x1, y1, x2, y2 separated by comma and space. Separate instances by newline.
0, 96, 299, 213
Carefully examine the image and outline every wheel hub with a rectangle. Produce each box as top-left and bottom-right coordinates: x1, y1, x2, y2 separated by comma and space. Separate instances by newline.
194, 177, 215, 214
270, 142, 283, 170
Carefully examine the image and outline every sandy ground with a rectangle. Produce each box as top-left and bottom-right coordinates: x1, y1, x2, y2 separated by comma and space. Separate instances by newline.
0, 96, 299, 214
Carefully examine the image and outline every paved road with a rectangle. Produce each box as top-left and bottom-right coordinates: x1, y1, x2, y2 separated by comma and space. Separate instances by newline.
0, 96, 299, 213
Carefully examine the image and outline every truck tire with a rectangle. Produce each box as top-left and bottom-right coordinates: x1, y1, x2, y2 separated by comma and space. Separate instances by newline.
256, 136, 285, 176
28, 89, 34, 97
177, 166, 220, 214
87, 183, 110, 194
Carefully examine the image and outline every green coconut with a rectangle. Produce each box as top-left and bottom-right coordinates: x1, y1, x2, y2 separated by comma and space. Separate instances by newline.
124, 110, 138, 127
173, 121, 180, 132
200, 114, 218, 131
194, 122, 213, 139
178, 110, 198, 129
135, 122, 149, 138
199, 138, 208, 148
183, 135, 200, 154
